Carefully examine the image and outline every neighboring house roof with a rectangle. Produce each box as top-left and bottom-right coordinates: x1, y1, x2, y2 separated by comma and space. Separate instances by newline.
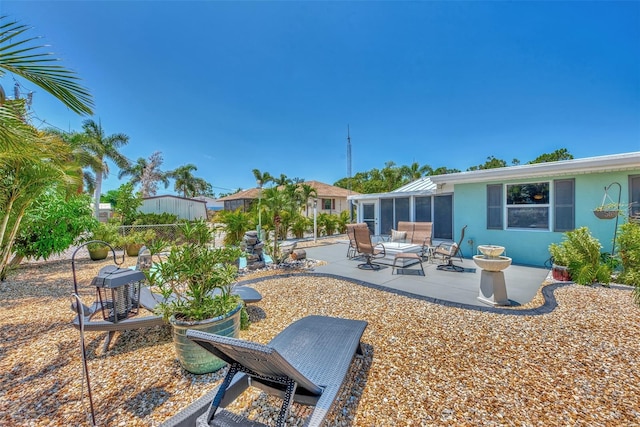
429, 151, 640, 185
348, 177, 436, 201
304, 180, 360, 198
216, 188, 260, 202
217, 181, 359, 201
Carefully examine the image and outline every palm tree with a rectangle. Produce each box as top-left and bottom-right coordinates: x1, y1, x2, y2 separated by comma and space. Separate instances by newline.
76, 119, 130, 218
118, 151, 169, 197
0, 131, 79, 280
0, 16, 93, 279
274, 173, 291, 187
401, 162, 433, 181
168, 164, 198, 198
297, 183, 318, 217
252, 169, 273, 188
0, 16, 93, 153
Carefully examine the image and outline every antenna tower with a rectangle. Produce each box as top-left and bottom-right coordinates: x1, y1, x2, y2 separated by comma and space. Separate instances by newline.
347, 125, 353, 221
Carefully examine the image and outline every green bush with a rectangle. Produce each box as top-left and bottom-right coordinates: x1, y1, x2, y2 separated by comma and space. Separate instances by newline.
548, 227, 611, 286
616, 221, 640, 306
134, 212, 179, 225
217, 209, 251, 246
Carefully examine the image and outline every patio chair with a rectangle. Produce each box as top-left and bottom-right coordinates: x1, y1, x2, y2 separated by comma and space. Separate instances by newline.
345, 223, 368, 259
433, 225, 467, 272
353, 224, 386, 270
159, 315, 368, 427
410, 222, 433, 259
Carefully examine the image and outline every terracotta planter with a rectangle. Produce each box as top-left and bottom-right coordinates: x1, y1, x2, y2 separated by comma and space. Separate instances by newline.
169, 303, 242, 374
88, 246, 109, 261
552, 264, 571, 281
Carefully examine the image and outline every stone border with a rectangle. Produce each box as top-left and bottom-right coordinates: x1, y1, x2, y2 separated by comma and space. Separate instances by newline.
236, 272, 633, 316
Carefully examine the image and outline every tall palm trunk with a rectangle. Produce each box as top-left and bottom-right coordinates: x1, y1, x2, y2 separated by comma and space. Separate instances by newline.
93, 157, 104, 219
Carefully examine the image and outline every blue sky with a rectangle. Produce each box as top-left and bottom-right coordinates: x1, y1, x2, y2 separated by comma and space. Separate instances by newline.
3, 1, 639, 196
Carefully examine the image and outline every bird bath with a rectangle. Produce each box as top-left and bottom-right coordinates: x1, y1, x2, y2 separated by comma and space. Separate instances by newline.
474, 245, 512, 306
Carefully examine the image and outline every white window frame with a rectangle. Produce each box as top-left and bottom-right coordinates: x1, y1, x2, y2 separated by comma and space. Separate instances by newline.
505, 181, 551, 230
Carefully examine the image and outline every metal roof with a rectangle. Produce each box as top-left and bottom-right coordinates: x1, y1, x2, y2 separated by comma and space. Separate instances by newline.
348, 177, 436, 201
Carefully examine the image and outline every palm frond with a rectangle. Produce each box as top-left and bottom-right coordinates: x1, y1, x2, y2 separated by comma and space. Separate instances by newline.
0, 16, 93, 115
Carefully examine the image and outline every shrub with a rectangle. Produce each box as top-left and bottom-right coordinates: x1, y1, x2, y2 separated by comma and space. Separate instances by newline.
616, 221, 640, 306
548, 227, 611, 286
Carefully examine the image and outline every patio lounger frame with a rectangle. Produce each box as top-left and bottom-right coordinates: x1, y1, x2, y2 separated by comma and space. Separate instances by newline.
160, 315, 368, 427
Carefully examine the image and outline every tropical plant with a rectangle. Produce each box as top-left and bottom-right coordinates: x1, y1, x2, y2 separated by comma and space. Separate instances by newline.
117, 228, 157, 250
87, 222, 120, 250
317, 213, 338, 236
548, 227, 611, 286
11, 192, 96, 263
252, 168, 273, 188
296, 183, 317, 217
216, 209, 251, 246
0, 16, 93, 119
145, 221, 243, 322
72, 119, 130, 219
336, 210, 350, 234
290, 214, 311, 239
0, 130, 81, 280
112, 182, 143, 225
616, 221, 640, 305
168, 164, 198, 197
0, 15, 93, 280
118, 151, 169, 197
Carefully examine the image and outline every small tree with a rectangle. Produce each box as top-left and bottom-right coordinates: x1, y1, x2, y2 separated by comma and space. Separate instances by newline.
112, 182, 142, 225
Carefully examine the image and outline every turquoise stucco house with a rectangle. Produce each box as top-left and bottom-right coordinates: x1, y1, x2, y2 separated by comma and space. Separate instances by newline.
349, 152, 640, 267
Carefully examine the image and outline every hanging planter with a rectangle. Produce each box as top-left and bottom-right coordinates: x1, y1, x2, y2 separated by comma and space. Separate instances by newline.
593, 182, 622, 257
593, 182, 622, 221
593, 208, 619, 220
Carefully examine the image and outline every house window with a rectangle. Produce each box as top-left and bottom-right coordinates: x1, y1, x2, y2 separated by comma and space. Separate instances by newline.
554, 179, 575, 232
322, 199, 334, 210
415, 196, 432, 222
506, 182, 550, 229
630, 175, 640, 220
487, 184, 503, 229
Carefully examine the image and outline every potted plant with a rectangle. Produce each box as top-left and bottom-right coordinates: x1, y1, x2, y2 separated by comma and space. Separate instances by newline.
548, 227, 611, 285
548, 242, 571, 281
87, 223, 119, 261
593, 202, 623, 220
145, 220, 244, 374
118, 229, 157, 256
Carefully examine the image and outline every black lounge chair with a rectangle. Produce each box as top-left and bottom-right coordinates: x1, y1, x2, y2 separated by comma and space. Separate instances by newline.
159, 315, 368, 427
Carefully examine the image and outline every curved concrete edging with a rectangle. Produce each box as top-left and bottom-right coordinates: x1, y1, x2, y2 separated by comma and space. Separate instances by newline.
236, 272, 589, 316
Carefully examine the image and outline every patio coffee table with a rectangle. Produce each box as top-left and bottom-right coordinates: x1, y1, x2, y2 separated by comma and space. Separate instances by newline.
377, 242, 423, 267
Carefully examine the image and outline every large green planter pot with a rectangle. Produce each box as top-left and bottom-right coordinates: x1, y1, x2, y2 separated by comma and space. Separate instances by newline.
169, 303, 242, 374
126, 243, 144, 257
88, 246, 109, 261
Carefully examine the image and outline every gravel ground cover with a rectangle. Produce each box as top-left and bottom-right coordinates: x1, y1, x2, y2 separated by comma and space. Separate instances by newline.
1, 246, 639, 426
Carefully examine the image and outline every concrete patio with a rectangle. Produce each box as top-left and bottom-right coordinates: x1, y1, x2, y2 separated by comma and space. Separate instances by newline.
301, 240, 550, 311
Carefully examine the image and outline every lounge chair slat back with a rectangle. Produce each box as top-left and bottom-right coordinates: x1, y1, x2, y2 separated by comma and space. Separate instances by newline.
187, 331, 323, 395
163, 315, 368, 427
